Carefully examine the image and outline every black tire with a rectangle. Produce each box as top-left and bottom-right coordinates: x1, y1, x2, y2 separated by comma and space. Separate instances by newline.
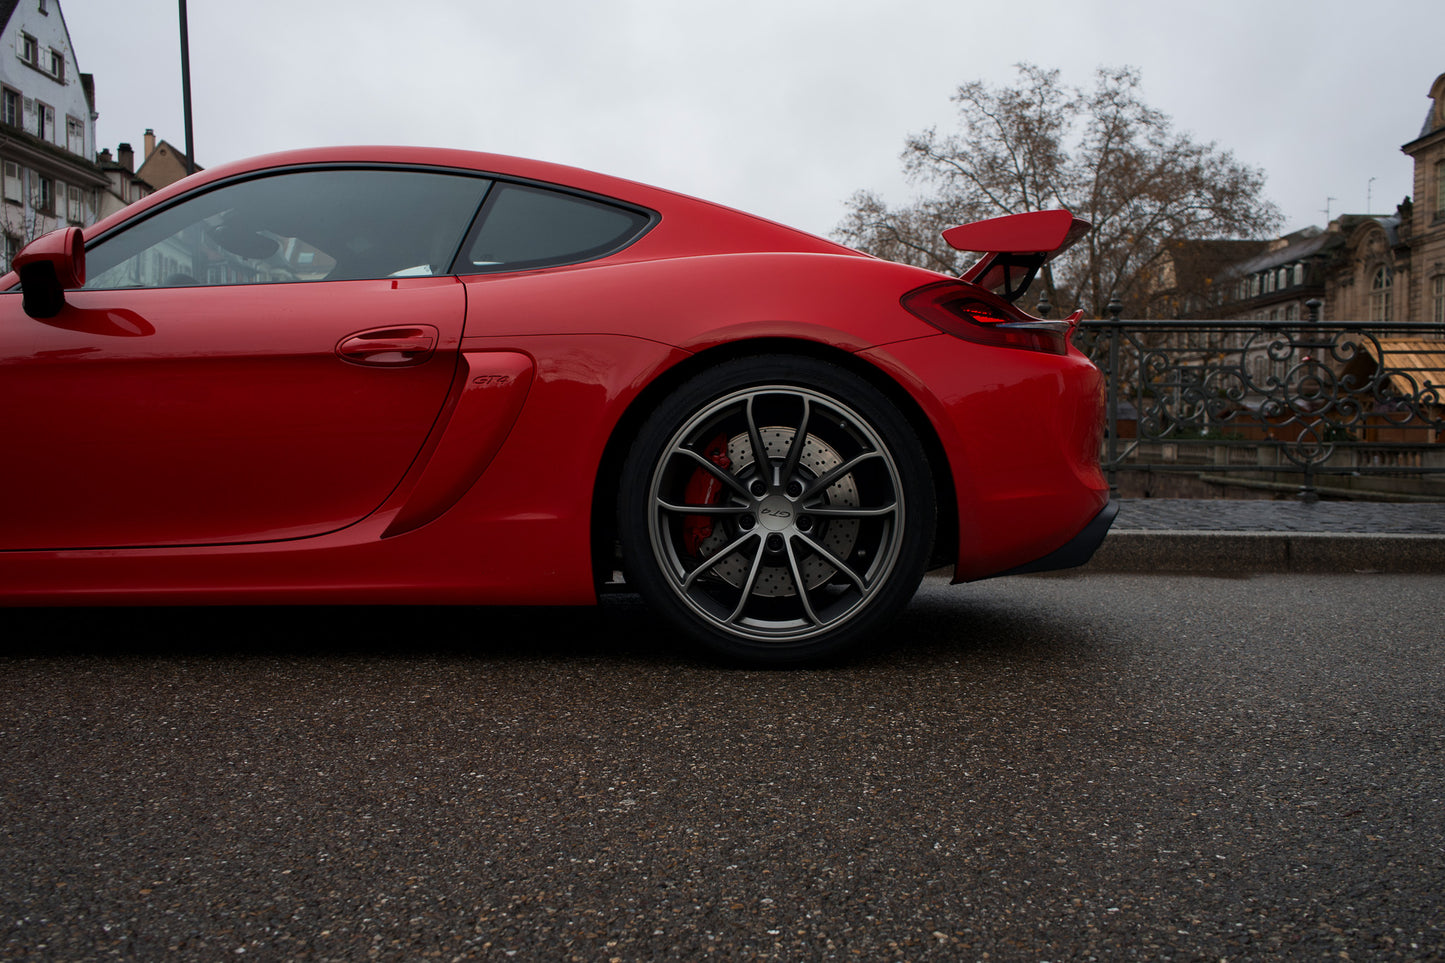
618, 356, 936, 665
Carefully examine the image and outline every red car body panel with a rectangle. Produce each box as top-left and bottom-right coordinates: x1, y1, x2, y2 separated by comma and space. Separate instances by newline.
0, 146, 1109, 609
858, 336, 1108, 581
5, 278, 466, 550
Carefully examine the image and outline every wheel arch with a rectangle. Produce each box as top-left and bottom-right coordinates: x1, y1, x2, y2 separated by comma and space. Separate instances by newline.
589, 336, 959, 589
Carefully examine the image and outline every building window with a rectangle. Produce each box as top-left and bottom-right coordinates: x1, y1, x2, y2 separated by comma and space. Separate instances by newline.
66, 115, 83, 155
36, 175, 54, 214
1294, 262, 1306, 287
34, 101, 52, 141
3, 235, 17, 273
48, 49, 63, 81
1437, 161, 1445, 216
1434, 276, 1445, 326
2, 87, 18, 127
38, 0, 48, 14
2, 161, 20, 203
1370, 266, 1393, 323
67, 184, 82, 223
18, 33, 38, 66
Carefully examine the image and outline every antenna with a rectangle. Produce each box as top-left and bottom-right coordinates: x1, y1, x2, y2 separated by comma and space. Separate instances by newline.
1321, 196, 1336, 223
1367, 177, 1376, 215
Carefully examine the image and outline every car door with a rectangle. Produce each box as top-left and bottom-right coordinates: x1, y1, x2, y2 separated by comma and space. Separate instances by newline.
0, 167, 491, 550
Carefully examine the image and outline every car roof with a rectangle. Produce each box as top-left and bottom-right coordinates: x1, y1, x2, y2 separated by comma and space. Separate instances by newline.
87, 146, 864, 262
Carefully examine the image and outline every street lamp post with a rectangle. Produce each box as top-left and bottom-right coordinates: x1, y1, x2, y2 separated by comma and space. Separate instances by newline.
179, 0, 195, 174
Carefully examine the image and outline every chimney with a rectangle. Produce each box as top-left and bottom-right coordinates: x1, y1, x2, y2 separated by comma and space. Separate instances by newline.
117, 142, 134, 172
144, 128, 156, 159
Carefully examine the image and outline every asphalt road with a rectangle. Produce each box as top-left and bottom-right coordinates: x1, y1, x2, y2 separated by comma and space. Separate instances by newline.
2, 574, 1442, 961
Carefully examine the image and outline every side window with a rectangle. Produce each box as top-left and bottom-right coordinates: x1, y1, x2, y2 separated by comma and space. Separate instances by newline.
83, 169, 491, 290
462, 183, 651, 273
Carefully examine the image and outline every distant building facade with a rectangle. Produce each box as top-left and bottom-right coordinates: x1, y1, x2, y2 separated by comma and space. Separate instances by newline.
135, 127, 192, 190
0, 0, 103, 270
1400, 72, 1445, 326
1324, 213, 1408, 324
95, 139, 151, 220
1147, 70, 1445, 329
95, 129, 199, 220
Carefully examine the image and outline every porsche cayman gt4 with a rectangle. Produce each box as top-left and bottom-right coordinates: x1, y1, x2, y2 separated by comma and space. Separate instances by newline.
1, 148, 1114, 664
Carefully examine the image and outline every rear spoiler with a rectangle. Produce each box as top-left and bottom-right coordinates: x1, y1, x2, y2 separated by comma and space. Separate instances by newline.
944, 209, 1090, 305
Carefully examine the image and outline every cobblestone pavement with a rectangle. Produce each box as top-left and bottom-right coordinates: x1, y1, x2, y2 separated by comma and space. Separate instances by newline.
1113, 498, 1445, 534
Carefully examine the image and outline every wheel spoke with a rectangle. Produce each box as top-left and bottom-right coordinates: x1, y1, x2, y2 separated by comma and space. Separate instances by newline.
780, 396, 812, 483
674, 447, 752, 500
745, 394, 772, 485
804, 501, 897, 518
792, 531, 869, 591
802, 450, 882, 499
682, 529, 760, 589
657, 499, 753, 515
783, 537, 824, 627
725, 537, 770, 624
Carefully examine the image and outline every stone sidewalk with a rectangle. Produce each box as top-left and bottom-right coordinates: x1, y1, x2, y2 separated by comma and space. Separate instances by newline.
1084, 498, 1445, 574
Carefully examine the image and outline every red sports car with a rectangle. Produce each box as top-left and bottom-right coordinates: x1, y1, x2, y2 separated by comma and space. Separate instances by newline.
1, 148, 1113, 664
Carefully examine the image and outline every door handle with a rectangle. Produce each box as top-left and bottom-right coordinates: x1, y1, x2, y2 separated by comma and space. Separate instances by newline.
336, 326, 439, 366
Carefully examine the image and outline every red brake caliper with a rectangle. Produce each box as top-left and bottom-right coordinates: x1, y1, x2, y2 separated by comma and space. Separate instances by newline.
682, 433, 731, 555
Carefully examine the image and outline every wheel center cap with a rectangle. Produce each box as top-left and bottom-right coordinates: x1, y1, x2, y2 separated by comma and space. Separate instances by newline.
756, 495, 795, 532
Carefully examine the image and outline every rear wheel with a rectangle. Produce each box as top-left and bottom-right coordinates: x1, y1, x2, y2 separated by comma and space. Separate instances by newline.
618, 356, 935, 664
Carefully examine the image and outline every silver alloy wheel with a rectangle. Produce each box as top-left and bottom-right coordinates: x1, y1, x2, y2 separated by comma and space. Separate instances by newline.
645, 384, 906, 643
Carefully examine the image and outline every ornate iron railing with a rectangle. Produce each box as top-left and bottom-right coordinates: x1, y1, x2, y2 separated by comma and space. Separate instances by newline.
1076, 307, 1445, 500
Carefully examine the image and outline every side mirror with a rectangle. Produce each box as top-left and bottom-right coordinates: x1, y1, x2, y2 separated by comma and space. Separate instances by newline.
14, 227, 86, 319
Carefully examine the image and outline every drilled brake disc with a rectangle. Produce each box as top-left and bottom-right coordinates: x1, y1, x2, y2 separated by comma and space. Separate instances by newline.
696, 427, 860, 596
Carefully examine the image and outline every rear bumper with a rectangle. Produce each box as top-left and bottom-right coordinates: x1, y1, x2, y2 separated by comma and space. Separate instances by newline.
987, 498, 1118, 578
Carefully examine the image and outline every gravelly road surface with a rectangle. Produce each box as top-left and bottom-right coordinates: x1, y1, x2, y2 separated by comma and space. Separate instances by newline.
2, 573, 1442, 961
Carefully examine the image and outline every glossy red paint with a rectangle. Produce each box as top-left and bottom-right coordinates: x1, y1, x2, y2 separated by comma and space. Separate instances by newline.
12, 224, 85, 287
0, 147, 1113, 661
858, 335, 1109, 581
943, 209, 1082, 254
3, 279, 464, 549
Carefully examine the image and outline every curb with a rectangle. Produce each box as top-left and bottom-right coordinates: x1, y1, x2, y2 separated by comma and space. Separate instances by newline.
1080, 530, 1445, 575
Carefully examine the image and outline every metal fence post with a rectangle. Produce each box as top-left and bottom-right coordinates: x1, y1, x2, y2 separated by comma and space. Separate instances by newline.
1298, 299, 1324, 502
1105, 296, 1123, 492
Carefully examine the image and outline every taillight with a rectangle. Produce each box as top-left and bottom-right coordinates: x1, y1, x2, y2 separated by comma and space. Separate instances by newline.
901, 281, 1074, 355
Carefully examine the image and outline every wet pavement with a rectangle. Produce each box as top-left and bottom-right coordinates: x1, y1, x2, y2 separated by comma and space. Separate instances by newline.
3, 573, 1443, 960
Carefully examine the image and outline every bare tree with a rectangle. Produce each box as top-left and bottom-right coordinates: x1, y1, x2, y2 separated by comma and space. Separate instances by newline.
835, 64, 1282, 317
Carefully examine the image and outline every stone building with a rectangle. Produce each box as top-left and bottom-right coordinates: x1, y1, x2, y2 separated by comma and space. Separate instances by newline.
95, 139, 151, 220
94, 130, 197, 220
1400, 72, 1445, 326
1326, 71, 1445, 326
1148, 70, 1445, 327
1, 2, 197, 262
134, 128, 193, 191
1324, 213, 1407, 323
0, 0, 103, 269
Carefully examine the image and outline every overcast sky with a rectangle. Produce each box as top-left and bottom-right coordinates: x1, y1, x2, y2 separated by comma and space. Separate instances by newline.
59, 0, 1442, 240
